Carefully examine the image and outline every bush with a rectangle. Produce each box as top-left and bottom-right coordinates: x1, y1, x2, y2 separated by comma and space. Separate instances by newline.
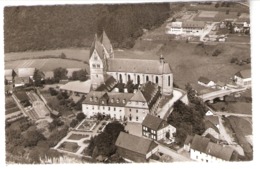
76, 112, 86, 121
60, 52, 66, 59
230, 57, 239, 63
212, 49, 221, 57
70, 119, 79, 128
56, 93, 63, 100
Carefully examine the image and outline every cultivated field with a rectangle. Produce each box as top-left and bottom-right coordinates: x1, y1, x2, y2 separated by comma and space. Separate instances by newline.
5, 58, 88, 71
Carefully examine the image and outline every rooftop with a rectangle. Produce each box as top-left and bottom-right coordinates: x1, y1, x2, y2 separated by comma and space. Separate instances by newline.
115, 132, 158, 155
142, 114, 169, 131
206, 142, 234, 161
60, 80, 92, 94
235, 69, 251, 79
190, 134, 210, 153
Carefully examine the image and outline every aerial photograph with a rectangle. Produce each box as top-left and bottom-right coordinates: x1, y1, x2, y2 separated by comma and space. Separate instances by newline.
4, 0, 252, 164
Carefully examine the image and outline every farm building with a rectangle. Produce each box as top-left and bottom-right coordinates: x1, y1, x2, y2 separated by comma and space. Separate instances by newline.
166, 21, 206, 36
198, 76, 215, 87
142, 114, 176, 141
60, 79, 92, 96
234, 69, 251, 88
189, 135, 237, 162
115, 132, 159, 162
14, 68, 35, 87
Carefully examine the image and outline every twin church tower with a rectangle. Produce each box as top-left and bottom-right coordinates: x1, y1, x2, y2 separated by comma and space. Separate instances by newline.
89, 31, 173, 95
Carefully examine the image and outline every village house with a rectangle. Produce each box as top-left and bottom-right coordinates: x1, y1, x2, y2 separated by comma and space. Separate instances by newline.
189, 135, 237, 162
234, 69, 251, 88
142, 114, 176, 141
198, 76, 215, 87
14, 68, 35, 87
115, 132, 159, 162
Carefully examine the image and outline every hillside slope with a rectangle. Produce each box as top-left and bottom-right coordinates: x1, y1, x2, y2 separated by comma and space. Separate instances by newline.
4, 3, 170, 53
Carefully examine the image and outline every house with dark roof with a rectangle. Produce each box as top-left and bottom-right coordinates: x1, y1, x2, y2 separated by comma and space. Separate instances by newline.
234, 69, 251, 88
142, 114, 176, 141
198, 76, 215, 87
89, 31, 173, 95
189, 135, 237, 162
115, 132, 159, 162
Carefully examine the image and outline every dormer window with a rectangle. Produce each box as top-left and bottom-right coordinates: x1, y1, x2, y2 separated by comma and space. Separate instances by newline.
101, 100, 104, 104
90, 97, 93, 102
143, 102, 145, 106
94, 97, 98, 102
111, 98, 114, 103
117, 99, 120, 103
122, 99, 126, 104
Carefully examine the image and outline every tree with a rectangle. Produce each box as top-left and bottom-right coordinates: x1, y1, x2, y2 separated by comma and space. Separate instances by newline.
53, 67, 68, 82
104, 121, 125, 142
70, 119, 79, 128
60, 52, 66, 59
72, 69, 88, 81
33, 69, 44, 87
215, 3, 219, 8
76, 112, 86, 121
22, 129, 46, 147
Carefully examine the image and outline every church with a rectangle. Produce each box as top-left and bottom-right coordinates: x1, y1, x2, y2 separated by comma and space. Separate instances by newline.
89, 31, 174, 95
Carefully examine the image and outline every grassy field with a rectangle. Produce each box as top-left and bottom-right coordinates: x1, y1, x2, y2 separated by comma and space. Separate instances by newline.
68, 134, 89, 140
5, 58, 88, 71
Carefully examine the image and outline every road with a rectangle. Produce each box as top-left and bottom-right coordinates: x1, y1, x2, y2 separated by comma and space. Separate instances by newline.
200, 22, 218, 42
156, 89, 184, 120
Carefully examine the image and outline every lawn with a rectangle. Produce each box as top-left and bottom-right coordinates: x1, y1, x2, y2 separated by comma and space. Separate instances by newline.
68, 134, 89, 140
5, 97, 20, 115
5, 58, 88, 71
58, 142, 80, 153
77, 120, 96, 131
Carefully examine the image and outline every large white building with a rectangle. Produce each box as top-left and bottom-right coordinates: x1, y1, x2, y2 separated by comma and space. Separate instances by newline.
234, 69, 251, 88
166, 21, 206, 36
89, 31, 173, 95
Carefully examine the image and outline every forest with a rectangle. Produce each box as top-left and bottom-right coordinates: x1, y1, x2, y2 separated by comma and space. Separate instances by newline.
4, 3, 170, 52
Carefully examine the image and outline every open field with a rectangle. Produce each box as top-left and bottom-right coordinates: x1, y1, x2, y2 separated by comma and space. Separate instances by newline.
5, 58, 88, 71
5, 48, 89, 62
187, 3, 249, 13
193, 11, 246, 22
5, 97, 20, 115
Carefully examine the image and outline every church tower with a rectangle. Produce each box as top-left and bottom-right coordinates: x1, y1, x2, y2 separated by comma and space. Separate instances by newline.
99, 31, 114, 58
89, 34, 106, 89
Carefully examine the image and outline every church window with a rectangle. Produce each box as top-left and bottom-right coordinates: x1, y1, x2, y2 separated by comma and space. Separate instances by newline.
136, 110, 138, 113
156, 76, 159, 84
129, 109, 131, 112
97, 64, 100, 68
146, 76, 149, 82
119, 74, 122, 83
128, 75, 131, 81
92, 64, 96, 68
136, 116, 139, 121
122, 99, 126, 104
96, 75, 98, 78
114, 107, 116, 111
137, 75, 140, 84
168, 75, 171, 87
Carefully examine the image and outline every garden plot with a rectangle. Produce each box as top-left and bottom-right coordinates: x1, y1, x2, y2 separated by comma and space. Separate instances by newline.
76, 119, 97, 131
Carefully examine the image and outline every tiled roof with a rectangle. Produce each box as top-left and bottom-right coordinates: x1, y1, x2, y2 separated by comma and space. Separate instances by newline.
107, 58, 172, 74
204, 116, 219, 126
142, 114, 168, 131
17, 68, 35, 78
115, 132, 158, 155
60, 80, 92, 94
140, 81, 160, 108
235, 69, 251, 79
190, 134, 210, 153
206, 142, 234, 161
130, 90, 147, 102
204, 120, 219, 133
184, 135, 194, 145
83, 91, 134, 107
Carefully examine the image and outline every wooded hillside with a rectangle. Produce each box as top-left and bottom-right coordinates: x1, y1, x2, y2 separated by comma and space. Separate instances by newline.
4, 3, 170, 53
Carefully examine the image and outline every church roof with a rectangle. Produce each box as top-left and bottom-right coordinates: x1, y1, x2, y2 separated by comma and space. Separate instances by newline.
99, 31, 112, 53
89, 34, 104, 59
107, 58, 172, 75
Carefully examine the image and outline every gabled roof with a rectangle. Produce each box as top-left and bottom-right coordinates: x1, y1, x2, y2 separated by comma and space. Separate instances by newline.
130, 90, 147, 102
17, 68, 35, 78
142, 114, 169, 131
107, 58, 172, 75
59, 80, 92, 94
204, 120, 219, 133
190, 134, 210, 153
206, 142, 234, 161
115, 132, 158, 155
141, 81, 160, 104
235, 69, 251, 79
198, 76, 211, 84
184, 135, 194, 145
